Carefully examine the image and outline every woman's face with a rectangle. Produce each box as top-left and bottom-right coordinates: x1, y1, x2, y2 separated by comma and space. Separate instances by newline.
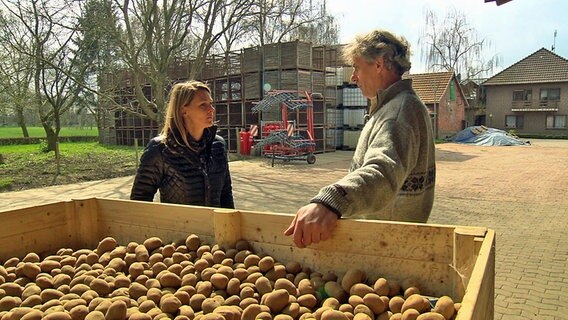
181, 89, 215, 133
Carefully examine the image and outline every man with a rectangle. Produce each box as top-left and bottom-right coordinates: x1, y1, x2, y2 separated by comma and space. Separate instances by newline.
284, 29, 436, 248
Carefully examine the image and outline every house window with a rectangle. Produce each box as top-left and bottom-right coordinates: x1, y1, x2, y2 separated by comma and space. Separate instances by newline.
512, 89, 532, 101
505, 115, 524, 129
540, 88, 560, 101
546, 115, 567, 129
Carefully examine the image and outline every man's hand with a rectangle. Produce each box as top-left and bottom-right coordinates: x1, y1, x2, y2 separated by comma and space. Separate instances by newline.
284, 203, 338, 248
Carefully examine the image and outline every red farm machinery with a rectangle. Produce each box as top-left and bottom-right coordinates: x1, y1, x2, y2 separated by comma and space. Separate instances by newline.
251, 90, 317, 165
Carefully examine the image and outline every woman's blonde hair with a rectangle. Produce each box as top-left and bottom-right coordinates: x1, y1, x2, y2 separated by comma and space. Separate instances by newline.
160, 80, 211, 147
342, 29, 412, 76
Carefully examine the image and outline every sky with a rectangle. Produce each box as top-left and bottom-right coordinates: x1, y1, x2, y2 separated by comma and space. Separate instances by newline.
325, 0, 567, 77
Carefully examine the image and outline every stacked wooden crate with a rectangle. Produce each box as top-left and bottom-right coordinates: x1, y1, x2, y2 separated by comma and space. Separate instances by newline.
202, 52, 243, 153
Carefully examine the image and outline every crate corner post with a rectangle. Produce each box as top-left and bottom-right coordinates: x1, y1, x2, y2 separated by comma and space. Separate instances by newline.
70, 198, 100, 250
213, 209, 242, 250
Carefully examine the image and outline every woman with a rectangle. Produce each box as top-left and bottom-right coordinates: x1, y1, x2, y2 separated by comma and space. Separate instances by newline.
130, 80, 234, 209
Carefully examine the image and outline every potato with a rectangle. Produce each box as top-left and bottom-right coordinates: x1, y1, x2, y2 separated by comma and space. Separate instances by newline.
158, 271, 181, 288
129, 312, 152, 320
178, 305, 195, 319
89, 278, 111, 296
20, 309, 43, 320
40, 288, 65, 302
134, 245, 149, 263
353, 303, 374, 318
298, 279, 316, 296
196, 245, 211, 258
321, 309, 349, 320
138, 300, 156, 313
185, 235, 202, 251
258, 256, 275, 273
389, 296, 405, 314
265, 264, 287, 282
349, 283, 374, 298
21, 285, 41, 301
0, 283, 23, 297
160, 294, 182, 314
404, 287, 421, 299
324, 281, 347, 303
84, 310, 105, 320
401, 308, 420, 320
348, 295, 363, 308
401, 294, 430, 314
69, 305, 89, 320
21, 263, 41, 279
21, 294, 42, 308
143, 237, 163, 253
432, 296, 455, 320
189, 293, 206, 311
297, 294, 318, 309
264, 289, 290, 313
416, 312, 446, 320
352, 313, 372, 320
105, 301, 127, 320
201, 297, 221, 314
214, 305, 241, 320
96, 237, 118, 254
362, 293, 387, 315
43, 311, 72, 320
340, 269, 366, 293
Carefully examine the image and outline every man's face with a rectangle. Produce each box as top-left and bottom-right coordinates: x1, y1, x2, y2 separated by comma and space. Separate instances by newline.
350, 56, 383, 98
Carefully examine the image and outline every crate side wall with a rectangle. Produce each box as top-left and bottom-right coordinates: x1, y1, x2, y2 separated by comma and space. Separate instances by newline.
94, 199, 217, 246
0, 202, 75, 261
236, 212, 459, 297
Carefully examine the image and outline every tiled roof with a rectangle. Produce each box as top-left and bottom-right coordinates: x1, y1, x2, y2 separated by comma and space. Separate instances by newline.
403, 71, 455, 104
482, 48, 568, 86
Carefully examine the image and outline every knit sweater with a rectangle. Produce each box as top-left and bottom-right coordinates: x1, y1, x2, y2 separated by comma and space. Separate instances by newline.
311, 79, 435, 222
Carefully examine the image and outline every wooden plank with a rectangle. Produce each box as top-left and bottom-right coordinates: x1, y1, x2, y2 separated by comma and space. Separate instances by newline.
94, 199, 216, 246
70, 198, 100, 249
238, 212, 455, 263
456, 229, 495, 320
242, 47, 261, 73
213, 209, 242, 249
244, 72, 260, 100
0, 201, 71, 261
263, 44, 280, 70
452, 227, 487, 298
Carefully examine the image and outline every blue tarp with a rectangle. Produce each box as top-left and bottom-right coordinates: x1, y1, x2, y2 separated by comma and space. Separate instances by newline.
450, 126, 529, 146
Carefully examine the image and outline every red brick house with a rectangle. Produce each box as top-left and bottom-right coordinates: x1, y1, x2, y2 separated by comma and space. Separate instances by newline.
404, 71, 468, 139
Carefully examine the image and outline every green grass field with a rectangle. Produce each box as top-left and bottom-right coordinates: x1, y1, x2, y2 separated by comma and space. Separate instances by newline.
0, 126, 98, 138
0, 141, 143, 192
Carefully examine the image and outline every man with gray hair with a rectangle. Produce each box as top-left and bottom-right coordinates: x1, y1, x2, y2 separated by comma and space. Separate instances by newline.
284, 29, 436, 248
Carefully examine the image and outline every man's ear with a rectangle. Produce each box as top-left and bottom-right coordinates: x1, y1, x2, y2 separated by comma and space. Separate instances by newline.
375, 57, 384, 73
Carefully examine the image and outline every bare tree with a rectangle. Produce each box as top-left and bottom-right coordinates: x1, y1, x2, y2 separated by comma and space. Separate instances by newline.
108, 0, 253, 125
419, 8, 500, 80
0, 0, 86, 151
250, 0, 325, 46
0, 11, 36, 137
288, 0, 339, 45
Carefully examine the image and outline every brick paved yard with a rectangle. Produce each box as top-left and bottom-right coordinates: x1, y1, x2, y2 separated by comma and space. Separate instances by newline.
1, 139, 567, 319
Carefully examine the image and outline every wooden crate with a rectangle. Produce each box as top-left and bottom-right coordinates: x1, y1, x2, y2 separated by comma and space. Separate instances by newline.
0, 198, 494, 320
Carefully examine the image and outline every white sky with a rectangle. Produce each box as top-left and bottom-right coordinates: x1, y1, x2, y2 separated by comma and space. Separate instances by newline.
325, 0, 567, 77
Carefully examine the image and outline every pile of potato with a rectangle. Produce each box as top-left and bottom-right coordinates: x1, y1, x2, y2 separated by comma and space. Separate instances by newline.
0, 235, 460, 320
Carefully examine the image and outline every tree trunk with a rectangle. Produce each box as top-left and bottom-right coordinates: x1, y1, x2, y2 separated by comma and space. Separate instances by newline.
43, 124, 58, 152
16, 108, 30, 138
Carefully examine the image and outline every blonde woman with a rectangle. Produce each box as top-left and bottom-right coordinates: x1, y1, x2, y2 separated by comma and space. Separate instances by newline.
130, 80, 234, 208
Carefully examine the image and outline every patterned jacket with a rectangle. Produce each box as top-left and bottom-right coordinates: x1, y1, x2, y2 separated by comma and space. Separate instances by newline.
311, 79, 435, 222
130, 126, 234, 209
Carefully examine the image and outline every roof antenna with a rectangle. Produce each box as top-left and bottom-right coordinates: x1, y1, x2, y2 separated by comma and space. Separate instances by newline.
552, 30, 557, 52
